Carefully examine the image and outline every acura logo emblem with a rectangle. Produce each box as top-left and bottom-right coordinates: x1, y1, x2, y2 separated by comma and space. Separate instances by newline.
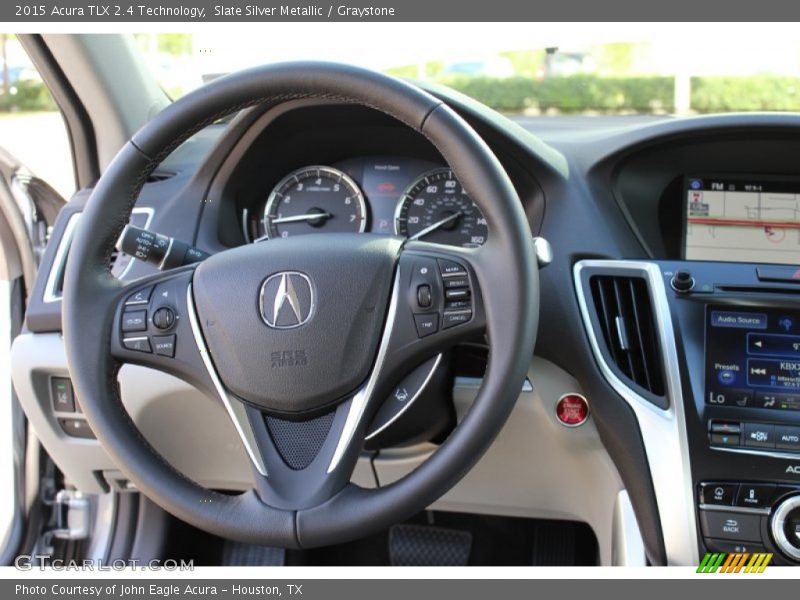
259, 272, 314, 329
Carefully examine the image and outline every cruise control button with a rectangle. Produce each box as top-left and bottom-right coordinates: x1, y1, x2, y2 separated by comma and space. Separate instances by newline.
445, 299, 471, 310
58, 418, 95, 439
121, 310, 147, 332
152, 335, 176, 358
776, 426, 800, 451
743, 423, 776, 449
736, 484, 776, 508
700, 483, 738, 506
413, 314, 439, 338
699, 510, 763, 542
50, 377, 75, 413
445, 288, 471, 301
125, 286, 153, 305
438, 259, 467, 277
443, 277, 470, 289
442, 310, 472, 329
123, 336, 152, 353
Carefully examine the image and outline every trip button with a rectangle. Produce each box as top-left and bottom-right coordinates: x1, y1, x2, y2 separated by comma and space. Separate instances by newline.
699, 510, 763, 542
743, 422, 776, 449
121, 310, 147, 332
776, 426, 800, 451
700, 483, 738, 506
413, 314, 439, 338
736, 484, 776, 508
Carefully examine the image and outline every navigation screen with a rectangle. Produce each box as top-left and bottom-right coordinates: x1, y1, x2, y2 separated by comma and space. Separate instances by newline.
706, 305, 800, 411
684, 175, 800, 265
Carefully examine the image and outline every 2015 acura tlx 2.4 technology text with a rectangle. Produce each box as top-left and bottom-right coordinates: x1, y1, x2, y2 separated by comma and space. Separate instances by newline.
2, 27, 800, 570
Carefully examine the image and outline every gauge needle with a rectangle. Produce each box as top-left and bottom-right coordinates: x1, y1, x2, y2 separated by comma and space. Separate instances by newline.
409, 211, 463, 241
272, 212, 333, 224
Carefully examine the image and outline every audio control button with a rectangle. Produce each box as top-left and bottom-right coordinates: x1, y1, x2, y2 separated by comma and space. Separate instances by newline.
700, 483, 738, 506
736, 484, 776, 508
700, 510, 763, 543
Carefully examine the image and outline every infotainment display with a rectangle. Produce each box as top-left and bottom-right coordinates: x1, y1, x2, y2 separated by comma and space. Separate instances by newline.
706, 305, 800, 411
684, 175, 800, 265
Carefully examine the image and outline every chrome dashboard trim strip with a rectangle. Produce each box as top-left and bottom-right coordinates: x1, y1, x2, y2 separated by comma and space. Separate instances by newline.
574, 259, 699, 566
711, 445, 800, 462
186, 283, 267, 476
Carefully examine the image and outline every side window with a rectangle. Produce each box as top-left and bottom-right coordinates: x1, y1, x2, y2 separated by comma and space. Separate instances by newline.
0, 34, 75, 200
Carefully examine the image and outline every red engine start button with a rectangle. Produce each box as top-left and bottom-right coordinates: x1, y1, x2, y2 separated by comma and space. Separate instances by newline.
555, 394, 590, 427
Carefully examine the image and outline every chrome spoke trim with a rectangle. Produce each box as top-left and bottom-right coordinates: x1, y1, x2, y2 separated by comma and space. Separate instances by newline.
365, 353, 443, 441
574, 259, 698, 566
186, 283, 267, 476
328, 271, 400, 473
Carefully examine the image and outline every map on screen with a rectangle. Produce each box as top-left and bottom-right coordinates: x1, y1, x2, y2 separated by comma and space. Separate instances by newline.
684, 176, 800, 265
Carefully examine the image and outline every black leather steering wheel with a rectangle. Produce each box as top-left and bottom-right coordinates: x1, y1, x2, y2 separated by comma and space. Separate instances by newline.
62, 62, 538, 548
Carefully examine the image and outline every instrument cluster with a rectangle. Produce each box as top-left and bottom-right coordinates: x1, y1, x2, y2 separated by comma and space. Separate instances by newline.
243, 156, 488, 248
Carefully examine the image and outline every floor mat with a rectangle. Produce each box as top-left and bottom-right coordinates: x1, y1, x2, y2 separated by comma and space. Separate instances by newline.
388, 523, 472, 566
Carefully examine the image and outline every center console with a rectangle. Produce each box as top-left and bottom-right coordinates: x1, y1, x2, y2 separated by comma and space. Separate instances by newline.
662, 260, 800, 564
646, 173, 800, 563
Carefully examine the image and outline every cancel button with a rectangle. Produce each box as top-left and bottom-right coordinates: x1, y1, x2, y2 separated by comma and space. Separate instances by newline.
700, 510, 763, 542
776, 426, 800, 451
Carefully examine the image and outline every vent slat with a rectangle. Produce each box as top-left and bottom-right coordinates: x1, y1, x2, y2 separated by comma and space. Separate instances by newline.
588, 274, 665, 397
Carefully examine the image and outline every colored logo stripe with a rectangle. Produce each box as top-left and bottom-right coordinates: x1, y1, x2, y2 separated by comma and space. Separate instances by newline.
697, 552, 772, 573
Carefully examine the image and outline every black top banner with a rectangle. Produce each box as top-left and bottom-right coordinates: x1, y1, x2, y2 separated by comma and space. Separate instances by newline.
5, 0, 800, 22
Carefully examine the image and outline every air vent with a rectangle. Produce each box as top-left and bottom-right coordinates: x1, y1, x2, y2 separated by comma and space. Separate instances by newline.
588, 274, 666, 400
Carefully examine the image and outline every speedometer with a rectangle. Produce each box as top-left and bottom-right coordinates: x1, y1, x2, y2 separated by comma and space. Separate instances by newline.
262, 166, 367, 239
394, 168, 488, 247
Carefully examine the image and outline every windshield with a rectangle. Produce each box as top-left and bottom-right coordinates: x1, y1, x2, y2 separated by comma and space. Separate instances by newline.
134, 23, 800, 116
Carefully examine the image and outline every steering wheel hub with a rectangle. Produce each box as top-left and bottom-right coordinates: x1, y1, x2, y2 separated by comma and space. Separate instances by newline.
193, 234, 401, 415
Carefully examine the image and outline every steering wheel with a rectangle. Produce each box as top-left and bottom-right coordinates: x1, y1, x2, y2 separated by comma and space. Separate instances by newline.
62, 62, 538, 548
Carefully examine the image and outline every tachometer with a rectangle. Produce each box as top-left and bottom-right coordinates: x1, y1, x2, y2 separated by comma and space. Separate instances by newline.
262, 166, 367, 239
394, 168, 487, 247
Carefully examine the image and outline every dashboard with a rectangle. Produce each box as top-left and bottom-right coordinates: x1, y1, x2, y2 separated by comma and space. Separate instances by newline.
12, 83, 800, 567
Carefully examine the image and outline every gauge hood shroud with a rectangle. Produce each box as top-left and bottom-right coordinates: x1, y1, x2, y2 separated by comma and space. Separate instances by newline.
192, 233, 402, 415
